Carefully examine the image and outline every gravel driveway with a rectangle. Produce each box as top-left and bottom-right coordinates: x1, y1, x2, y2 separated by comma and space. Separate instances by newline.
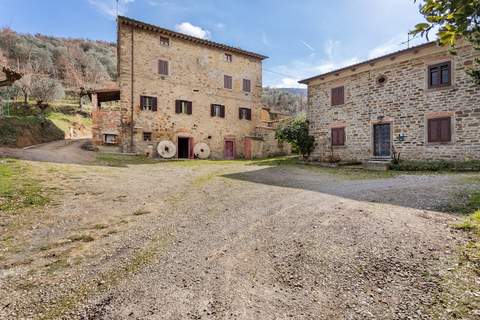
0, 158, 478, 319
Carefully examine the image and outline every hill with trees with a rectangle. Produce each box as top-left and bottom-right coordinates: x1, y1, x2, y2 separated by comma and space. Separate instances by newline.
262, 87, 307, 115
0, 28, 116, 104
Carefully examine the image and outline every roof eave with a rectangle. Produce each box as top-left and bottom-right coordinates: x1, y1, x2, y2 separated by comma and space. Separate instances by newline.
118, 16, 268, 60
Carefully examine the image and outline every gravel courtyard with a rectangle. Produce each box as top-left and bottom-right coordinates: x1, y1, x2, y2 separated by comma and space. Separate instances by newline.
1, 156, 479, 319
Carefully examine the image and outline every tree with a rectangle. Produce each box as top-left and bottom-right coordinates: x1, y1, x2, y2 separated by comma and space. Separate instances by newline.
275, 113, 315, 158
412, 0, 480, 84
30, 75, 64, 108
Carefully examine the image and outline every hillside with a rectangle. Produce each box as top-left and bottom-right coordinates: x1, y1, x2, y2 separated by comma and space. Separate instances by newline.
0, 28, 307, 114
0, 28, 116, 96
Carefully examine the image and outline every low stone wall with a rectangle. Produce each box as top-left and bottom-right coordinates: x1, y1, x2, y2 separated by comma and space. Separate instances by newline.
250, 126, 291, 158
92, 110, 123, 146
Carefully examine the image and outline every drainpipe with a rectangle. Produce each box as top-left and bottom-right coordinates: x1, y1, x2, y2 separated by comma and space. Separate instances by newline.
130, 26, 134, 152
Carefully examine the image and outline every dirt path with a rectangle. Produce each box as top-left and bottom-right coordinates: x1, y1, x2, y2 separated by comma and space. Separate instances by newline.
0, 160, 478, 319
0, 139, 95, 164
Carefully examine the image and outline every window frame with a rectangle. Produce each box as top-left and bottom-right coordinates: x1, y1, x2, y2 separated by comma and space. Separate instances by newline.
103, 134, 118, 145
158, 59, 169, 76
143, 132, 152, 142
211, 104, 225, 118
331, 86, 345, 106
428, 61, 452, 89
159, 36, 170, 47
140, 95, 157, 111
242, 79, 251, 92
331, 127, 346, 147
224, 75, 233, 89
225, 53, 233, 62
175, 100, 193, 115
239, 107, 252, 120
427, 117, 452, 143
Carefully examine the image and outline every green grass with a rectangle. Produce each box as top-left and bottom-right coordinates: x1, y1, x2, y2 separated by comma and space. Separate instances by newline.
392, 160, 480, 172
46, 112, 92, 132
95, 153, 159, 167
0, 159, 50, 212
446, 190, 480, 214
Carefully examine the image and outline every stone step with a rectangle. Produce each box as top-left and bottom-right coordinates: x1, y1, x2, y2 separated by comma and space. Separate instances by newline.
363, 160, 391, 171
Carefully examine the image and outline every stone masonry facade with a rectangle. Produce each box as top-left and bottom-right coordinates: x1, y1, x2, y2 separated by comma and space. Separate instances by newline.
302, 42, 480, 162
111, 16, 288, 159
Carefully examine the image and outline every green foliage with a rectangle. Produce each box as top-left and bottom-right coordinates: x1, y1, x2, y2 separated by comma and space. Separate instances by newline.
0, 159, 50, 212
412, 0, 480, 84
391, 160, 480, 172
275, 114, 315, 158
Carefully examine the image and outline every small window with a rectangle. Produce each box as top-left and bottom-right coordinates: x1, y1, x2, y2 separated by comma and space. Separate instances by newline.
331, 86, 344, 106
225, 53, 233, 62
175, 100, 192, 115
158, 59, 169, 75
140, 96, 157, 111
143, 132, 152, 142
160, 36, 170, 46
239, 107, 252, 120
242, 79, 251, 92
428, 62, 451, 88
211, 104, 225, 118
331, 127, 345, 146
103, 134, 117, 145
224, 75, 232, 89
428, 117, 451, 143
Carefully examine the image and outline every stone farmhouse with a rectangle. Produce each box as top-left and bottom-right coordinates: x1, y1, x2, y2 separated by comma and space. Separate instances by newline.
300, 41, 480, 163
91, 16, 290, 159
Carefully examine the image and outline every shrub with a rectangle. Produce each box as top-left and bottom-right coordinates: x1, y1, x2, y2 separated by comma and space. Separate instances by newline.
391, 160, 480, 172
275, 113, 315, 158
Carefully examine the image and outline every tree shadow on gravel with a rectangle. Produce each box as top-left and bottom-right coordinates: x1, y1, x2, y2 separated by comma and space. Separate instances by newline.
222, 164, 470, 212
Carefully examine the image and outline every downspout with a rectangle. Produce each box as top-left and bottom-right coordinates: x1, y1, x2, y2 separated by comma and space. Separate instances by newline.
130, 26, 134, 152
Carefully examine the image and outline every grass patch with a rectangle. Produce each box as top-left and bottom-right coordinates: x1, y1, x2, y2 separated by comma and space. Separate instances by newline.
68, 234, 95, 243
455, 211, 480, 235
0, 159, 50, 212
46, 112, 92, 133
95, 153, 159, 167
446, 190, 480, 215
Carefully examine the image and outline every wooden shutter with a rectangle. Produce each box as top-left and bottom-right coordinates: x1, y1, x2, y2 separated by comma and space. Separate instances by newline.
140, 96, 145, 109
246, 108, 252, 120
187, 101, 192, 115
151, 97, 157, 111
331, 128, 345, 146
239, 108, 243, 119
158, 60, 168, 75
439, 117, 451, 142
331, 86, 344, 106
210, 104, 215, 117
220, 105, 225, 118
243, 79, 251, 92
224, 75, 232, 89
175, 100, 182, 114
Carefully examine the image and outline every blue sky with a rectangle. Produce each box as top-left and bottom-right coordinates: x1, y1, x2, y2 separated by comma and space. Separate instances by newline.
0, 0, 428, 88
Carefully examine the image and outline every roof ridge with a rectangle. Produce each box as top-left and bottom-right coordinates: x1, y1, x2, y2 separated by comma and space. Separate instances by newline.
118, 16, 268, 60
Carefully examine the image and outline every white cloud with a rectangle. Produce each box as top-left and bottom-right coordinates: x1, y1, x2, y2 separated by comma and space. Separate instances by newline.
324, 39, 340, 60
175, 22, 211, 39
88, 0, 134, 18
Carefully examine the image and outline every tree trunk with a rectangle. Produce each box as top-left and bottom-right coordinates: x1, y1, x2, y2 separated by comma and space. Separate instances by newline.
23, 92, 28, 105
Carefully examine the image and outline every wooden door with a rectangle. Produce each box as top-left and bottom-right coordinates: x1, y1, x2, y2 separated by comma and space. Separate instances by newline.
373, 124, 391, 157
224, 140, 235, 160
244, 138, 252, 159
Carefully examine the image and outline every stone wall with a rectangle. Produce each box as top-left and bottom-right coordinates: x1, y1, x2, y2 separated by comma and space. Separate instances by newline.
91, 110, 123, 146
307, 43, 480, 162
117, 21, 264, 159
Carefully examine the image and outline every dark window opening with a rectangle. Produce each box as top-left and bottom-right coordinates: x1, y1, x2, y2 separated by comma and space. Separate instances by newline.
140, 96, 157, 111
103, 134, 118, 145
143, 132, 152, 142
224, 75, 232, 89
331, 127, 345, 146
160, 36, 170, 46
428, 117, 452, 143
211, 104, 225, 118
331, 86, 345, 106
175, 100, 192, 114
225, 53, 233, 62
428, 62, 451, 88
239, 107, 252, 120
243, 79, 251, 92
